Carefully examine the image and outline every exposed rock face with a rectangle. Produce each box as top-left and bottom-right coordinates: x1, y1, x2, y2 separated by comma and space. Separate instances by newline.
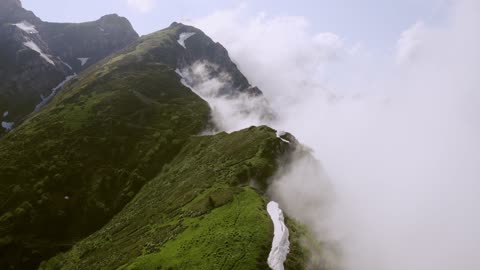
0, 23, 69, 127
0, 3, 138, 134
173, 22, 262, 96
0, 0, 41, 25
39, 14, 139, 71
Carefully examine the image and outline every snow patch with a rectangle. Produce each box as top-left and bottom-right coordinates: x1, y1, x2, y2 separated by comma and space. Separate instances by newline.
177, 32, 196, 49
34, 75, 76, 112
267, 201, 290, 270
23, 41, 55, 65
62, 60, 73, 71
276, 130, 290, 144
175, 68, 183, 77
13, 21, 38, 34
1, 122, 14, 131
98, 26, 105, 32
78, 58, 89, 66
3, 111, 8, 118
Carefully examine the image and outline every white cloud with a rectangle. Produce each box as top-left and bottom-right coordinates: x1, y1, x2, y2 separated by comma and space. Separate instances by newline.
127, 0, 155, 13
312, 32, 345, 60
395, 21, 426, 64
347, 42, 363, 56
190, 1, 480, 269
191, 7, 354, 109
176, 61, 273, 133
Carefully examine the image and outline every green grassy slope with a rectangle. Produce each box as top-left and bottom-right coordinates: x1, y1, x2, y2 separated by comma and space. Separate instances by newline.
0, 25, 210, 269
0, 22, 317, 269
39, 126, 296, 270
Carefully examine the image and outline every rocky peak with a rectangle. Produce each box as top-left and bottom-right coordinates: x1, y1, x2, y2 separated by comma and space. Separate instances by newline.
0, 4, 139, 134
98, 13, 123, 23
172, 23, 262, 96
0, 0, 22, 9
0, 0, 40, 24
98, 13, 135, 31
38, 14, 139, 71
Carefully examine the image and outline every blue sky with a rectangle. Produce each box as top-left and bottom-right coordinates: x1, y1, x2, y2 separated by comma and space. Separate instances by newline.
22, 0, 449, 50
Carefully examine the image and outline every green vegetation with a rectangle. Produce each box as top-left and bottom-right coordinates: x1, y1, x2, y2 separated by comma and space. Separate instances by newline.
118, 188, 270, 270
0, 22, 318, 269
39, 126, 291, 270
0, 25, 209, 269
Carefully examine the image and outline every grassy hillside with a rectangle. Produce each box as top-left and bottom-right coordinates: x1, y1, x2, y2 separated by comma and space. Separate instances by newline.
0, 22, 316, 269
40, 126, 295, 270
0, 25, 210, 269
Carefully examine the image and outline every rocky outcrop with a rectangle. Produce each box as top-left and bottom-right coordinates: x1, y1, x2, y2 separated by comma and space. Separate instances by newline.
173, 22, 262, 96
39, 14, 139, 72
0, 0, 41, 25
0, 22, 68, 130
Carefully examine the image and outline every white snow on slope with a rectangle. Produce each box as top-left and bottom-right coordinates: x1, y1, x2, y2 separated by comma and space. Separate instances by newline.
34, 75, 76, 112
78, 58, 89, 66
276, 130, 291, 144
62, 60, 73, 71
13, 21, 38, 34
23, 41, 55, 65
2, 121, 14, 131
267, 201, 290, 270
177, 32, 196, 49
3, 111, 8, 118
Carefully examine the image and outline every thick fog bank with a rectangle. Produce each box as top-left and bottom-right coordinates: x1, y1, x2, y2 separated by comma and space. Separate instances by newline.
190, 0, 480, 269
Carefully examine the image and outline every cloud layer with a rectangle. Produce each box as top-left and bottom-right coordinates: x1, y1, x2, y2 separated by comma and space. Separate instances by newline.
190, 1, 480, 269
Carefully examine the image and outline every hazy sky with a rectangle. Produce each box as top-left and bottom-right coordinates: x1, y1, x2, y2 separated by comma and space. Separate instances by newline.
171, 1, 480, 269
22, 0, 449, 51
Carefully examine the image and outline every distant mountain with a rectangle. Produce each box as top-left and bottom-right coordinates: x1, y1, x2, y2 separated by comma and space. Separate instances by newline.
39, 14, 140, 72
0, 0, 39, 25
0, 9, 320, 269
0, 0, 138, 134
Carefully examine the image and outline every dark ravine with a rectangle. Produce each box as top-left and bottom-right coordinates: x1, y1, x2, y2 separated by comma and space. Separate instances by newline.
0, 0, 138, 134
0, 8, 319, 270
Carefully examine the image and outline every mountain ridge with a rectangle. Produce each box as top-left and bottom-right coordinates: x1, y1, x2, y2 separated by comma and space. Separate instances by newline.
0, 11, 318, 269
